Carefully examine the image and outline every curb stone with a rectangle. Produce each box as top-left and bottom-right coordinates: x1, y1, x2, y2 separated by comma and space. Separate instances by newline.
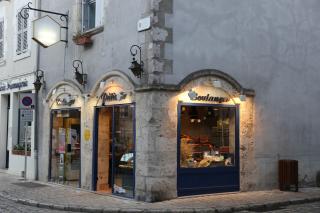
1, 191, 320, 212
102, 208, 121, 213
82, 207, 104, 213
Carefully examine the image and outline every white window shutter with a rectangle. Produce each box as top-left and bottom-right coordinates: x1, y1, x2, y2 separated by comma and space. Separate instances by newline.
22, 9, 28, 52
23, 31, 28, 50
16, 8, 28, 55
16, 13, 22, 54
0, 20, 3, 59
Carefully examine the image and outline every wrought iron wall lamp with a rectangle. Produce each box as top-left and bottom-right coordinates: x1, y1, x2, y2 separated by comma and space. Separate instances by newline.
34, 70, 44, 91
73, 60, 87, 86
129, 45, 144, 78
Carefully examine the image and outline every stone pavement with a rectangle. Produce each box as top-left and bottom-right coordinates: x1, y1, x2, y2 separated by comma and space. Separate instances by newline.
239, 201, 320, 212
0, 171, 320, 212
0, 196, 77, 213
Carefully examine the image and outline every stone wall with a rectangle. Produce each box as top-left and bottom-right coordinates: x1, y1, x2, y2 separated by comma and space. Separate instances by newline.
135, 90, 177, 202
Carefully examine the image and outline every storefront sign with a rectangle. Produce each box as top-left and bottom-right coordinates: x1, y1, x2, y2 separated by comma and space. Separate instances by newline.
100, 92, 127, 105
56, 94, 76, 106
188, 90, 230, 103
0, 81, 28, 91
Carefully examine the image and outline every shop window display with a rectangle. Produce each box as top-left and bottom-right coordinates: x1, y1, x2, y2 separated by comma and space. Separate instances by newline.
50, 110, 81, 187
180, 106, 236, 168
113, 105, 135, 198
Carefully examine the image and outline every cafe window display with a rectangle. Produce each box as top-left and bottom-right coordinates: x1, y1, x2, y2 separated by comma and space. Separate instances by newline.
180, 105, 236, 168
50, 109, 81, 187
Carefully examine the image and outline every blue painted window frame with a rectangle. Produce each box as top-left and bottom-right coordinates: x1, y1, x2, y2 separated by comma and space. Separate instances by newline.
177, 102, 240, 196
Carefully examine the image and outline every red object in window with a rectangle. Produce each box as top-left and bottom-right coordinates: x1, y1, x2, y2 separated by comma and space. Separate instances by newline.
219, 146, 229, 154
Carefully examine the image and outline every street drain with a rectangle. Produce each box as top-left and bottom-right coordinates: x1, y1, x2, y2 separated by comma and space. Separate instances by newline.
12, 182, 48, 188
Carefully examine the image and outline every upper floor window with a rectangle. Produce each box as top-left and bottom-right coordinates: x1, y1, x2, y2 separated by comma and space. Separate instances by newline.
16, 9, 28, 55
82, 0, 103, 32
0, 18, 4, 60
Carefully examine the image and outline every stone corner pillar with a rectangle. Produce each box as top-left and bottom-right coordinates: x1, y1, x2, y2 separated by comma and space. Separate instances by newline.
135, 90, 177, 202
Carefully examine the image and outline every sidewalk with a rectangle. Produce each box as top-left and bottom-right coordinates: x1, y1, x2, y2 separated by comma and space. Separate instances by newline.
0, 171, 320, 212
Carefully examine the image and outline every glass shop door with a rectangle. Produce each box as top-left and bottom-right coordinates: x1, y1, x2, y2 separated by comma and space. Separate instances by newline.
50, 109, 81, 188
94, 104, 135, 198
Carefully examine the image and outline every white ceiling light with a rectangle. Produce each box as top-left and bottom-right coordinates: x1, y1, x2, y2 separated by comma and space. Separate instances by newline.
32, 15, 61, 48
212, 80, 222, 88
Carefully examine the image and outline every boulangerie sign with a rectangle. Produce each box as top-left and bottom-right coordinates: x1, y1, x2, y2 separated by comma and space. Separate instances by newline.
188, 90, 230, 103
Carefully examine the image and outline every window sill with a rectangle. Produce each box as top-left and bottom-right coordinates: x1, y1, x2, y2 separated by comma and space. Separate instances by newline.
13, 50, 31, 62
12, 150, 31, 156
81, 26, 104, 37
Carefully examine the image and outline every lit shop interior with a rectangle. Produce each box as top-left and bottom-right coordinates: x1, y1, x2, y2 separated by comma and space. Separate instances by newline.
180, 105, 236, 168
50, 109, 81, 187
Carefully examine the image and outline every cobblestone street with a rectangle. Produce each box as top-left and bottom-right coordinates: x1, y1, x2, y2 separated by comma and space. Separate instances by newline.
241, 201, 320, 213
0, 172, 319, 212
0, 196, 76, 213
1, 196, 320, 213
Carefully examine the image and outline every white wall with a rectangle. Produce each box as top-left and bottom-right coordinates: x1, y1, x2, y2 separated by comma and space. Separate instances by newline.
0, 0, 38, 179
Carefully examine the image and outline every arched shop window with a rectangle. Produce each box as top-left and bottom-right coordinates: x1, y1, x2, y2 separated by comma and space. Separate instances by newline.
180, 105, 236, 168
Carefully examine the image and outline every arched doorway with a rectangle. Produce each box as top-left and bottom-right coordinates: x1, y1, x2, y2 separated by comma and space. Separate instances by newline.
91, 71, 136, 198
46, 81, 84, 188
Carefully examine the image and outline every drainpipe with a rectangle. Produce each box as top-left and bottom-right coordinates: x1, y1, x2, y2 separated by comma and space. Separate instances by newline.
34, 0, 42, 181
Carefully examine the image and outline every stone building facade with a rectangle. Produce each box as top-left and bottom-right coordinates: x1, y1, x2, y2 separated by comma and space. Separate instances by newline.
1, 0, 319, 202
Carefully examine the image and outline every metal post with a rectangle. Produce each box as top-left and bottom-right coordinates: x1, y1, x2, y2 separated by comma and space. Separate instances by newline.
34, 90, 39, 180
24, 122, 28, 181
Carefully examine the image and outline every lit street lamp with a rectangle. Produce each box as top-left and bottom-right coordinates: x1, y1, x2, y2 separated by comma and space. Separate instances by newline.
32, 15, 61, 48
19, 2, 68, 48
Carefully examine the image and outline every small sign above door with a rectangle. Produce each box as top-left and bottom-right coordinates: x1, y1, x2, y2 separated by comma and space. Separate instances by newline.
100, 92, 127, 105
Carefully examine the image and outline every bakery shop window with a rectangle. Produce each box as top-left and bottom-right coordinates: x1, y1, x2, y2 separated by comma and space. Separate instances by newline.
180, 105, 236, 168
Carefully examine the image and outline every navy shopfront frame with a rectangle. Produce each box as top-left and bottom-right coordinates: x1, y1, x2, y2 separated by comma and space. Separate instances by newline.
177, 102, 240, 196
92, 103, 136, 198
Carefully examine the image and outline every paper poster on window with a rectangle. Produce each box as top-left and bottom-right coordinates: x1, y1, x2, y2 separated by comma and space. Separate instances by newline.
70, 129, 78, 146
52, 129, 57, 153
66, 128, 70, 145
58, 128, 66, 154
59, 153, 64, 180
26, 126, 32, 143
